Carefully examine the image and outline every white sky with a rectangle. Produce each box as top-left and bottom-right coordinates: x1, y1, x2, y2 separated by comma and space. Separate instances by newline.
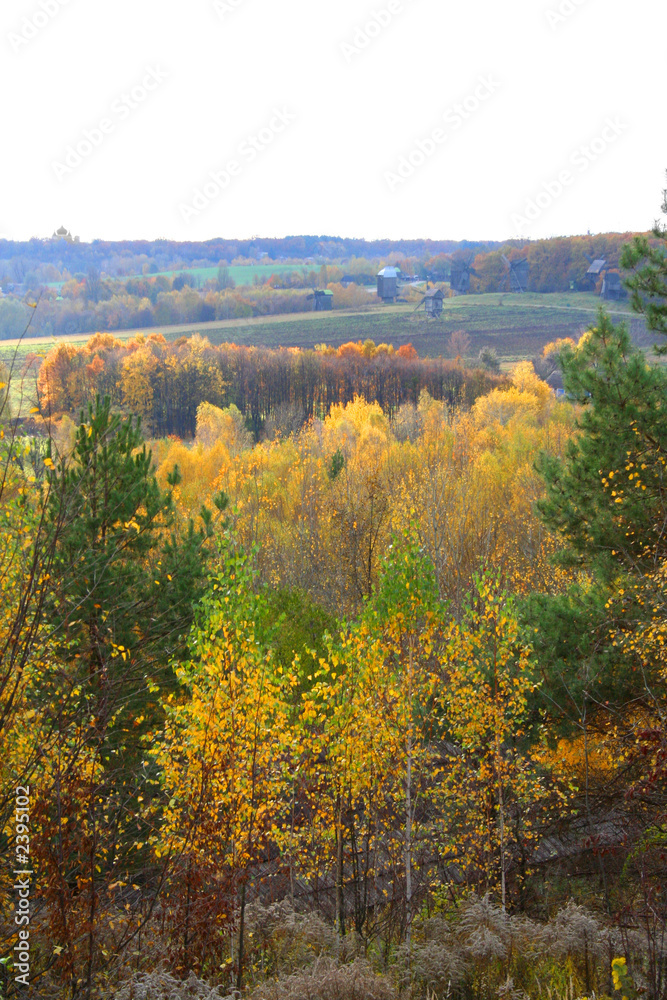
0, 0, 664, 245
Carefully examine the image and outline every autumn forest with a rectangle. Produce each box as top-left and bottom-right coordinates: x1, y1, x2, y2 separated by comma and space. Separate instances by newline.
1, 212, 666, 1000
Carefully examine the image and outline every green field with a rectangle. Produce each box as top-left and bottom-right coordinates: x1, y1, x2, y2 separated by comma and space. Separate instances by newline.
45, 262, 318, 291
147, 262, 318, 287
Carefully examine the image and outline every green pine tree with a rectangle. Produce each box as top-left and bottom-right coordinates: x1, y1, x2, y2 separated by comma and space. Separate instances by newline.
535, 311, 667, 585
528, 304, 667, 711
25, 397, 214, 994
621, 173, 667, 349
43, 396, 210, 724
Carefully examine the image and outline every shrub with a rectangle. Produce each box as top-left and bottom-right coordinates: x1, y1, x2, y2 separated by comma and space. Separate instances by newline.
248, 958, 396, 1000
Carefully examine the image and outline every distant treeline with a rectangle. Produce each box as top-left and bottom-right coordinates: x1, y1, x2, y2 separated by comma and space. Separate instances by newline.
468, 232, 637, 293
0, 285, 329, 341
0, 234, 496, 281
33, 334, 503, 438
1, 233, 643, 293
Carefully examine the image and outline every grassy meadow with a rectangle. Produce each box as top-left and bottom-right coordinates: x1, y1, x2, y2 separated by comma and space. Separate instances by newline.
1, 290, 642, 361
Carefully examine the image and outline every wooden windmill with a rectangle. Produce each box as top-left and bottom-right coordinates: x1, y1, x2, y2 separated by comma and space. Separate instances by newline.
307, 289, 334, 311
449, 254, 478, 295
502, 255, 529, 293
377, 266, 400, 302
584, 253, 608, 286
414, 287, 445, 318
584, 254, 625, 301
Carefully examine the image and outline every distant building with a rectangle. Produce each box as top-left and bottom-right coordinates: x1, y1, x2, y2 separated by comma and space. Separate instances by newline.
377, 266, 399, 301
307, 289, 334, 311
601, 271, 625, 300
417, 287, 445, 317
51, 225, 79, 243
545, 370, 565, 396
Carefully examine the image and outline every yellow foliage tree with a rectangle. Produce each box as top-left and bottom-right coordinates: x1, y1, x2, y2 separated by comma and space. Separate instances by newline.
438, 577, 562, 908
152, 545, 290, 985
196, 401, 252, 454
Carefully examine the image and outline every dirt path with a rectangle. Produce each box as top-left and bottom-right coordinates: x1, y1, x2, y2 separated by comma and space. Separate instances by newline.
0, 305, 408, 350
0, 297, 636, 352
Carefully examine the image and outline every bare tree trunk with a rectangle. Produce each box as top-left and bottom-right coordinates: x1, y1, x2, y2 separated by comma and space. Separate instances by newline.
405, 647, 414, 962
84, 772, 98, 1000
335, 795, 346, 937
405, 730, 413, 957
183, 858, 192, 971
289, 781, 296, 911
582, 699, 610, 913
493, 632, 506, 912
236, 882, 247, 993
498, 757, 506, 912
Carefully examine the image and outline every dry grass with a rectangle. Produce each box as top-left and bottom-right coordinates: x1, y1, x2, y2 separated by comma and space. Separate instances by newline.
248, 958, 396, 1000
111, 970, 234, 1000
